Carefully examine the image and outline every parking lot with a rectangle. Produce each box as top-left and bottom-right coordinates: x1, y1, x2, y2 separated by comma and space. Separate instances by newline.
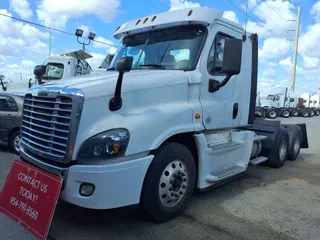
1, 117, 320, 240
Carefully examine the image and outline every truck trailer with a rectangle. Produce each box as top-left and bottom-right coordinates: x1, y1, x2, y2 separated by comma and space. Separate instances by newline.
16, 7, 308, 222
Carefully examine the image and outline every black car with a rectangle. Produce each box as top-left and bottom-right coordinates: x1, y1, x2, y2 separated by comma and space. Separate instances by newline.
0, 92, 24, 154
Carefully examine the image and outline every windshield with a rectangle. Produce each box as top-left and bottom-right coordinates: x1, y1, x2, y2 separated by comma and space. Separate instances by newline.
267, 95, 274, 100
109, 25, 206, 70
44, 63, 64, 80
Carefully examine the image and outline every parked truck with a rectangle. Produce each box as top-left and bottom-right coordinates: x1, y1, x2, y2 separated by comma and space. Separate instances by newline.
17, 7, 308, 222
300, 93, 320, 116
0, 50, 112, 93
256, 87, 309, 118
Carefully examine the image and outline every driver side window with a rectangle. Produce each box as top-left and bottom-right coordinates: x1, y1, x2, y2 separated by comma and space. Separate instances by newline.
207, 33, 230, 75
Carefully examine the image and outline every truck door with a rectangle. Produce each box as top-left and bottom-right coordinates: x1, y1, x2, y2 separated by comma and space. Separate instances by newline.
0, 95, 18, 141
199, 23, 243, 129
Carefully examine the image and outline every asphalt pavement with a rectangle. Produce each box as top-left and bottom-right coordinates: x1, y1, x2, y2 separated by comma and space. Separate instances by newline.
1, 117, 320, 240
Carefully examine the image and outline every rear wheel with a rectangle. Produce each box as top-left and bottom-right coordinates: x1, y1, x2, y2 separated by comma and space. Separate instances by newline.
9, 130, 20, 155
141, 142, 196, 222
280, 109, 290, 118
267, 109, 277, 119
265, 128, 289, 168
315, 110, 320, 116
301, 110, 309, 118
255, 109, 265, 118
287, 125, 302, 161
310, 110, 315, 116
291, 110, 299, 117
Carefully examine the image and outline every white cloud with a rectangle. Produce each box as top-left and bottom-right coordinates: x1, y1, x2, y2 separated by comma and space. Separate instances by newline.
222, 11, 240, 24
263, 68, 276, 77
36, 0, 121, 29
311, 1, 320, 21
246, 0, 297, 39
279, 56, 292, 67
10, 0, 33, 19
169, 0, 200, 11
267, 62, 277, 67
92, 36, 117, 54
1, 59, 37, 82
259, 38, 291, 59
302, 56, 319, 70
0, 9, 48, 58
87, 52, 106, 68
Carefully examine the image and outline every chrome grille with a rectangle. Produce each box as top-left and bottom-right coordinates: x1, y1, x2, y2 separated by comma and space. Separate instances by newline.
21, 90, 83, 164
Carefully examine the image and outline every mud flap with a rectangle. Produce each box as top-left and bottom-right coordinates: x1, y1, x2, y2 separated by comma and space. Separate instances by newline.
297, 123, 309, 148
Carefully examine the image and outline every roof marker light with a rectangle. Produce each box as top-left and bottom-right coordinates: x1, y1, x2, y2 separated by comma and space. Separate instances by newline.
136, 19, 141, 25
151, 16, 157, 22
143, 18, 148, 24
188, 10, 193, 16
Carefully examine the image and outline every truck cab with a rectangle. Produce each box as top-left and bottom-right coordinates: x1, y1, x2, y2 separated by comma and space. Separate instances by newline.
18, 7, 308, 222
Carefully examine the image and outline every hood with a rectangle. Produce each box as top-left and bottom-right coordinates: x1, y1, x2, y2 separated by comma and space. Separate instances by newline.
31, 70, 189, 99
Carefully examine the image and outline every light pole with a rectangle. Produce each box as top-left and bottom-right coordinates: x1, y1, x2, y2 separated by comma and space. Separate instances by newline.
75, 29, 96, 52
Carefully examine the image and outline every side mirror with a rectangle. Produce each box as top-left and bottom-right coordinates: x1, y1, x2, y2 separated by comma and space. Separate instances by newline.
221, 38, 242, 76
33, 65, 46, 77
213, 38, 243, 90
33, 65, 46, 85
115, 56, 133, 73
109, 57, 133, 111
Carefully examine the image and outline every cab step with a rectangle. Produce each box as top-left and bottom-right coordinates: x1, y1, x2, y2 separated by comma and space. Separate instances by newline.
205, 165, 246, 183
208, 141, 240, 150
250, 156, 268, 165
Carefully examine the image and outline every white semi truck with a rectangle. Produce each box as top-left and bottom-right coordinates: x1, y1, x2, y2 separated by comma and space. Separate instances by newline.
256, 87, 309, 118
300, 93, 320, 116
18, 7, 308, 222
0, 50, 112, 93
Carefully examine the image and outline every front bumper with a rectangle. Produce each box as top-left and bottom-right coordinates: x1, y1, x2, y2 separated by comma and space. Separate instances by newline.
60, 156, 153, 209
20, 145, 154, 209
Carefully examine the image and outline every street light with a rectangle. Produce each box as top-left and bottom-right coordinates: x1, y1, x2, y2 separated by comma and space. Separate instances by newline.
75, 28, 96, 51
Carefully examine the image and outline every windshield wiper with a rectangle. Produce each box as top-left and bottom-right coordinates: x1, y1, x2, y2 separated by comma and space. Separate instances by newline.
138, 64, 166, 69
107, 67, 115, 71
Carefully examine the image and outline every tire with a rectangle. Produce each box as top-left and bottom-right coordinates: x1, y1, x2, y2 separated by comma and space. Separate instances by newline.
9, 130, 20, 155
316, 110, 320, 116
265, 128, 289, 168
280, 109, 290, 118
301, 110, 309, 118
291, 110, 299, 117
255, 109, 265, 118
310, 110, 315, 117
141, 142, 196, 222
287, 125, 302, 161
267, 109, 277, 119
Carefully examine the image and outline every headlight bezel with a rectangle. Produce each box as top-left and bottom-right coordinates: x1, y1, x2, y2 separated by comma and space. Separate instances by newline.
77, 128, 130, 161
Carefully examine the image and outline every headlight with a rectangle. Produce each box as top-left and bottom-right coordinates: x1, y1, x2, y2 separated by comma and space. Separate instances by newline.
78, 129, 130, 160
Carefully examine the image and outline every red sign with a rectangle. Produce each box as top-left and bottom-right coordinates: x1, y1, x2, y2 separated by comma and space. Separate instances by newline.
0, 159, 62, 240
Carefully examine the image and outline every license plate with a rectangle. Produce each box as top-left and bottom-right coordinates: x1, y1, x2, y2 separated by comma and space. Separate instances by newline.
0, 159, 62, 240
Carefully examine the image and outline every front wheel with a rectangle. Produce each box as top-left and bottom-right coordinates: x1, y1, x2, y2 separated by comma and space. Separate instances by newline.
141, 142, 196, 222
9, 130, 20, 155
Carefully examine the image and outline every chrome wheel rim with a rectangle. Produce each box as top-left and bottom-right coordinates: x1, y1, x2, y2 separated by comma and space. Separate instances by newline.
303, 112, 308, 117
293, 111, 298, 116
255, 111, 262, 117
283, 111, 290, 117
279, 139, 287, 161
269, 111, 276, 118
13, 135, 20, 153
159, 160, 188, 207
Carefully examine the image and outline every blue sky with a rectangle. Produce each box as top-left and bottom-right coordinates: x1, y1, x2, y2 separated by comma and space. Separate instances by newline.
0, 0, 319, 96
